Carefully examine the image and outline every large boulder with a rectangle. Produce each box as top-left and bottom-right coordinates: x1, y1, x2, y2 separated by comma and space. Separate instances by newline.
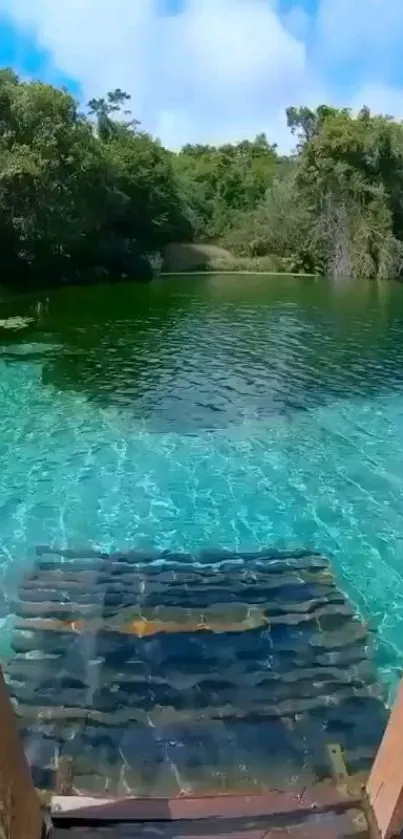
162, 242, 233, 273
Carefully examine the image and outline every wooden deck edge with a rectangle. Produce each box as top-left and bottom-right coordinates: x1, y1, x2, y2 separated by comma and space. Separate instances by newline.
49, 812, 369, 839
0, 666, 44, 839
49, 784, 364, 822
366, 678, 403, 838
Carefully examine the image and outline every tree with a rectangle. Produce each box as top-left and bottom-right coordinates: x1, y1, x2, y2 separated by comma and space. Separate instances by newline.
2, 68, 403, 287
225, 172, 315, 272
295, 108, 403, 279
286, 105, 343, 148
173, 135, 278, 240
106, 126, 193, 249
0, 75, 191, 287
87, 88, 138, 141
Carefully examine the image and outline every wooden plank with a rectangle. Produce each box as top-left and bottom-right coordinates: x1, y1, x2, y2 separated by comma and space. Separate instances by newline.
55, 756, 74, 795
49, 810, 368, 839
327, 743, 352, 800
0, 664, 44, 839
366, 678, 403, 838
49, 783, 361, 820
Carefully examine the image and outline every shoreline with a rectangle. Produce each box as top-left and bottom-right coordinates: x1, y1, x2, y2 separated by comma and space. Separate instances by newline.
159, 270, 318, 278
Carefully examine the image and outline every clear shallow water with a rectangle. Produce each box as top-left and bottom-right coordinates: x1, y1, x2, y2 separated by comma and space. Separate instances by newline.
2, 274, 403, 691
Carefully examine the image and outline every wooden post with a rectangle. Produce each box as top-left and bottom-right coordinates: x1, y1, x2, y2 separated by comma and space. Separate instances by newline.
0, 664, 44, 839
366, 679, 403, 838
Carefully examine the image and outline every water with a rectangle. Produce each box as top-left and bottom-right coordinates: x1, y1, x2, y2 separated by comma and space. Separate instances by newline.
1, 274, 403, 691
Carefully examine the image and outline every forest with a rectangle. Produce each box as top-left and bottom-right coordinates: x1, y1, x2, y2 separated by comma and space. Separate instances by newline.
1, 68, 403, 287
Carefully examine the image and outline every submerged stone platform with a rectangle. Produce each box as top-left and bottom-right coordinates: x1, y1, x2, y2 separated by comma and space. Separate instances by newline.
5, 547, 388, 799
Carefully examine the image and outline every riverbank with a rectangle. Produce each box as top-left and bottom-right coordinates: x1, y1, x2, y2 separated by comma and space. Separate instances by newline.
160, 242, 313, 276
160, 270, 318, 278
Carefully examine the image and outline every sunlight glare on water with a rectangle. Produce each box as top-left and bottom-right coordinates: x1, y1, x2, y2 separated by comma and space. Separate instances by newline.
1, 274, 403, 689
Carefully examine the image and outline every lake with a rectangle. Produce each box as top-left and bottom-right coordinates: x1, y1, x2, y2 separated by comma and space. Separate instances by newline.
1, 273, 403, 692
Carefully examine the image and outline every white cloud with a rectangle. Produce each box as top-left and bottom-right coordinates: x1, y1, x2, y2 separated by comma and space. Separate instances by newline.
1, 0, 403, 149
349, 83, 403, 121
281, 5, 311, 43
316, 0, 403, 64
0, 0, 310, 148
315, 0, 403, 122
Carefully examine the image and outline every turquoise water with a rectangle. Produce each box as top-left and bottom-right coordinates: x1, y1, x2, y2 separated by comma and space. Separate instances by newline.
1, 274, 403, 692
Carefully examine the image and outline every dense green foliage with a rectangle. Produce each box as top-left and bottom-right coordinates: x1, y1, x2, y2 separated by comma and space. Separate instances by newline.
224, 107, 403, 278
0, 72, 191, 287
2, 69, 403, 286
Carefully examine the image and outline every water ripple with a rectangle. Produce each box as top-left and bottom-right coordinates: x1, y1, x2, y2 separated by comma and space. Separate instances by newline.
1, 276, 403, 689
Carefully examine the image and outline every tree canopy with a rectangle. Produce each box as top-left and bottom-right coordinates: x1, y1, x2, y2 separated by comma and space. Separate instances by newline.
0, 72, 190, 287
1, 70, 403, 287
219, 105, 403, 278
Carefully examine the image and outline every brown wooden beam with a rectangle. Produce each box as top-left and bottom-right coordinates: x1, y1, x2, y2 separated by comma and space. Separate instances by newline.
0, 664, 44, 839
50, 810, 368, 839
366, 678, 403, 838
50, 782, 362, 822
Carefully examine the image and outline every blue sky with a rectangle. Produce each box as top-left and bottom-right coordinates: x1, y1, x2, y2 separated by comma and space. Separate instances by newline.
0, 0, 402, 149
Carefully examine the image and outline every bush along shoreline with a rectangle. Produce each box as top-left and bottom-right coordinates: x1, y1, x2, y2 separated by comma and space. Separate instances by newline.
1, 70, 403, 288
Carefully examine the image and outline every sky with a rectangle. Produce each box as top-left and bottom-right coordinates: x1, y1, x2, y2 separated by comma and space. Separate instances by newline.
0, 0, 403, 150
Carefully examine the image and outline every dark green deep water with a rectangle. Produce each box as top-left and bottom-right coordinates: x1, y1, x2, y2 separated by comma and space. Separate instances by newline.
1, 273, 403, 689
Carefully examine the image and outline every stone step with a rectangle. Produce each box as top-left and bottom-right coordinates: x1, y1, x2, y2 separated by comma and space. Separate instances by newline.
14, 590, 347, 619
8, 668, 383, 712
12, 601, 356, 634
34, 545, 327, 568
23, 709, 386, 798
7, 547, 388, 798
7, 654, 376, 690
20, 574, 335, 607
